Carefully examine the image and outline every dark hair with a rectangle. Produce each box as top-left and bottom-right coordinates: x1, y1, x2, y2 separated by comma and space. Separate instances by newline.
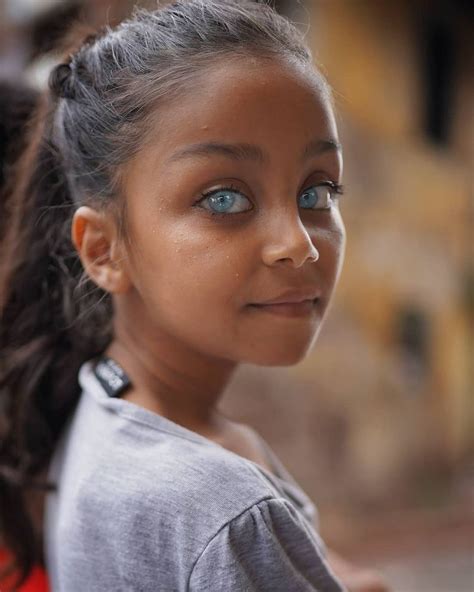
0, 81, 40, 240
0, 0, 329, 587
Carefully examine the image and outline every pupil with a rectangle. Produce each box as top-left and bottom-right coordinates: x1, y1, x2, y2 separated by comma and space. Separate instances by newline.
212, 191, 234, 212
302, 188, 318, 207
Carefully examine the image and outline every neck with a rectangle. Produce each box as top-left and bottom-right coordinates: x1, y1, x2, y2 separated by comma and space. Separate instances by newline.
104, 310, 238, 435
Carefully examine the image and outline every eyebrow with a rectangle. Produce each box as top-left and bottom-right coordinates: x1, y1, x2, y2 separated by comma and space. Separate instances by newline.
165, 138, 341, 166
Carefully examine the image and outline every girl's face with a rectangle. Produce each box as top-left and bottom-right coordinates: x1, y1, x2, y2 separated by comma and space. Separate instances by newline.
119, 57, 346, 367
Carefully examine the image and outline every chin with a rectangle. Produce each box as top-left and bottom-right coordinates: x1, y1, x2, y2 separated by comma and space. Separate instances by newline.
238, 300, 328, 363
243, 334, 320, 367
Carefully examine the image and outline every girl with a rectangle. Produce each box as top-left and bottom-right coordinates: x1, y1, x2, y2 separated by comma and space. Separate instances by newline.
0, 1, 390, 590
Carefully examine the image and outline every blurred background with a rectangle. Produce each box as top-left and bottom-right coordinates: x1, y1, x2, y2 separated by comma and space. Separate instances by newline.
1, 0, 472, 590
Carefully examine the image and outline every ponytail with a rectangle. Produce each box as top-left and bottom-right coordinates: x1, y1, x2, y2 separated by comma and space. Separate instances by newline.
0, 91, 112, 588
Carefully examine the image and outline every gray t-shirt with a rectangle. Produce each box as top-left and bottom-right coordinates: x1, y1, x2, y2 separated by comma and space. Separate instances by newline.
44, 358, 346, 591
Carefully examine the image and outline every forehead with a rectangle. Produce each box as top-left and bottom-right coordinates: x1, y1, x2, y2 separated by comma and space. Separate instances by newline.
141, 57, 338, 165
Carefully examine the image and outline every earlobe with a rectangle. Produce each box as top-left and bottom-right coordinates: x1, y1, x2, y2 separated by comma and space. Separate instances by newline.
71, 206, 131, 294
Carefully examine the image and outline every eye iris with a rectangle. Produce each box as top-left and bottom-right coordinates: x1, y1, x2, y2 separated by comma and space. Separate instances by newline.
209, 191, 235, 213
300, 187, 320, 208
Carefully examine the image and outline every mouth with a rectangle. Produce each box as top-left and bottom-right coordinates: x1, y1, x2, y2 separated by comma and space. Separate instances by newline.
247, 298, 320, 318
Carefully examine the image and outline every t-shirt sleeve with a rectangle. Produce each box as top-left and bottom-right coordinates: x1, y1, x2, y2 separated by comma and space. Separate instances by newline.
187, 497, 347, 592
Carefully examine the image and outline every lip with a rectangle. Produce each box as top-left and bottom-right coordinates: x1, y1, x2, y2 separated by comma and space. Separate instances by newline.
247, 287, 322, 318
248, 299, 319, 317
250, 287, 322, 306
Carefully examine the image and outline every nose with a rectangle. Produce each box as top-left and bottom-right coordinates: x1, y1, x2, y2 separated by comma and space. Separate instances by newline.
261, 214, 320, 268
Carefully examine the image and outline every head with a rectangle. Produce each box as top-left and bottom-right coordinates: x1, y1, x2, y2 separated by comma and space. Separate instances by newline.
69, 6, 346, 371
0, 0, 345, 585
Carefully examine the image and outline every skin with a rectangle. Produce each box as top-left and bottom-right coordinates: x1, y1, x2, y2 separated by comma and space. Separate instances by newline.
72, 57, 345, 431
71, 57, 390, 592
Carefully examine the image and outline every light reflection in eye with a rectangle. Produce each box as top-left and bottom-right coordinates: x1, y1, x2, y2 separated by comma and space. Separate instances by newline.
196, 181, 344, 217
199, 186, 251, 215
299, 182, 344, 210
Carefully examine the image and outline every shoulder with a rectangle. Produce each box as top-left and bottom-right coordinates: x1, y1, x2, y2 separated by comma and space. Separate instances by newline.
135, 433, 278, 516
80, 427, 279, 538
211, 419, 273, 467
102, 436, 286, 577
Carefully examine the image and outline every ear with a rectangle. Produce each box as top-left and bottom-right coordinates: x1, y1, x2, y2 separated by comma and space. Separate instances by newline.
71, 205, 131, 294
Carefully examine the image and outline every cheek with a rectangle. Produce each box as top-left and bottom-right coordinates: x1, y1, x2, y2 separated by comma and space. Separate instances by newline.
132, 223, 246, 316
330, 208, 347, 261
327, 213, 346, 278
311, 211, 346, 277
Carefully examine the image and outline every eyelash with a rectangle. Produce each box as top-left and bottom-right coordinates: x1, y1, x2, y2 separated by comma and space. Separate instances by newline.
196, 181, 345, 218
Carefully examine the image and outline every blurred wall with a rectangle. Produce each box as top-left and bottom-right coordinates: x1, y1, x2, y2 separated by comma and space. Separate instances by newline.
221, 0, 473, 540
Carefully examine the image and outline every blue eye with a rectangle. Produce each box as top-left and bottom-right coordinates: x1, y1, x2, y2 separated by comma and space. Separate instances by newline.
197, 186, 252, 216
299, 182, 343, 210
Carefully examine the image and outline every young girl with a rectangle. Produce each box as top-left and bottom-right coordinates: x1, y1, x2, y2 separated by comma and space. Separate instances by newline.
0, 1, 390, 591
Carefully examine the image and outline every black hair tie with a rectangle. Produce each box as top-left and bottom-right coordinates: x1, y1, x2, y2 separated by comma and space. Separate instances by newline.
49, 62, 76, 100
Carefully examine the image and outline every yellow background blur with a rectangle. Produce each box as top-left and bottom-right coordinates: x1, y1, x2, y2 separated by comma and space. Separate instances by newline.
1, 1, 472, 589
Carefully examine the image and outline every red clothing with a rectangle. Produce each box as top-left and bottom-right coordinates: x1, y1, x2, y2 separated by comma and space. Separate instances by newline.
0, 548, 49, 592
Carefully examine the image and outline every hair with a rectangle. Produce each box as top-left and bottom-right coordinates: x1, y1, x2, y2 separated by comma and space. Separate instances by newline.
0, 81, 40, 240
0, 0, 330, 587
